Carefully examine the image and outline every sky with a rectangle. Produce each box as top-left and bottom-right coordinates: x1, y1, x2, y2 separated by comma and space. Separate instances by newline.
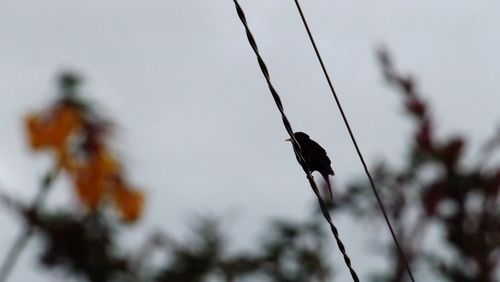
0, 1, 499, 281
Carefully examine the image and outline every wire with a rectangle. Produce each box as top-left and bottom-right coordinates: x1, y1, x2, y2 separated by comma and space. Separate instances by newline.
232, 1, 360, 281
291, 1, 416, 281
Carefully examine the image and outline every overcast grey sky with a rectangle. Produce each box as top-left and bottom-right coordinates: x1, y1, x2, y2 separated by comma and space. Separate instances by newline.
0, 1, 498, 281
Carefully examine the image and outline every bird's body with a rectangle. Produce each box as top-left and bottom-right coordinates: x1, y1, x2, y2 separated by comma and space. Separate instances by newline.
288, 132, 334, 201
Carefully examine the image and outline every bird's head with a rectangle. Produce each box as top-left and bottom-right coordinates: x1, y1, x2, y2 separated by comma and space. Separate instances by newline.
285, 131, 309, 142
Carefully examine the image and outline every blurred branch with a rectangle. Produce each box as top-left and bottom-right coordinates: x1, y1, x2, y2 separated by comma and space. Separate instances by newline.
0, 166, 60, 282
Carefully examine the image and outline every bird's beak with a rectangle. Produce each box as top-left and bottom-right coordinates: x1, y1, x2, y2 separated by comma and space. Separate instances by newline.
285, 138, 291, 142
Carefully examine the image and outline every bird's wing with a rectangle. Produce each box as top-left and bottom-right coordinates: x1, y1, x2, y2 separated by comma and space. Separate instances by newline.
309, 140, 334, 175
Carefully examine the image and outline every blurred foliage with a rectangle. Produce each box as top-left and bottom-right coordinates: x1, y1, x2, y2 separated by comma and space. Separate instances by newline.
34, 211, 133, 282
332, 49, 499, 282
2, 72, 332, 282
154, 218, 329, 282
0, 49, 499, 282
25, 72, 144, 222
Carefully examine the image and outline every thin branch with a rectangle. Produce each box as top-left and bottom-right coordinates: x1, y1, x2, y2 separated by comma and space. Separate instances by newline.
0, 167, 60, 282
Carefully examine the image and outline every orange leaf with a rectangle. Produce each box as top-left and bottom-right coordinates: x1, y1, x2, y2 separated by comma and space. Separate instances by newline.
47, 105, 82, 149
113, 187, 145, 223
72, 150, 120, 210
75, 170, 105, 210
24, 104, 82, 152
25, 114, 46, 149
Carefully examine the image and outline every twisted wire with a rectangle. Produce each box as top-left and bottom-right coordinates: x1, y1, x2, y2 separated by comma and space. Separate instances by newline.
291, 1, 416, 281
232, 1, 360, 281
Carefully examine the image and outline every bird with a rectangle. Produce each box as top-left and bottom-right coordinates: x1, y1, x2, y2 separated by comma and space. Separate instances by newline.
286, 132, 334, 201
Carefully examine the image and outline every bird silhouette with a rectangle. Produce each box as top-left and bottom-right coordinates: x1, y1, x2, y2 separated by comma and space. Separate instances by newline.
287, 132, 334, 201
